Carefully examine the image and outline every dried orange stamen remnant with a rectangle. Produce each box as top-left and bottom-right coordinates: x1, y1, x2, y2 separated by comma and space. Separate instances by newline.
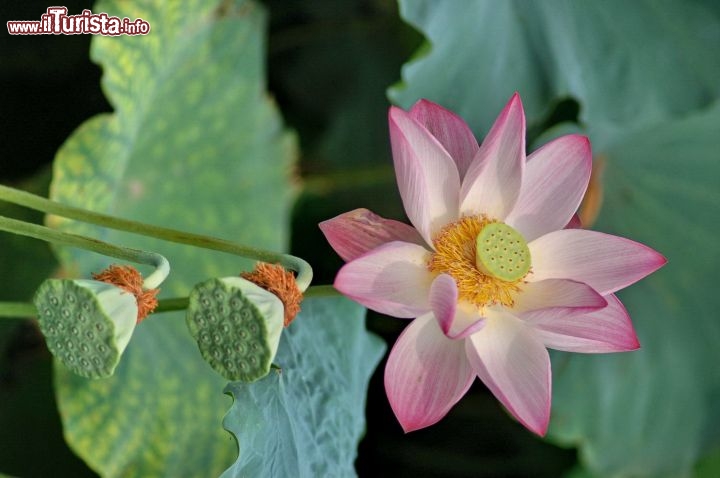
428, 216, 526, 309
579, 155, 605, 228
93, 265, 159, 323
241, 263, 303, 327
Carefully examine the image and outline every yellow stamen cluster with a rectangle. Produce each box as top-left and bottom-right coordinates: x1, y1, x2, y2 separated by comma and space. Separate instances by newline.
428, 216, 525, 309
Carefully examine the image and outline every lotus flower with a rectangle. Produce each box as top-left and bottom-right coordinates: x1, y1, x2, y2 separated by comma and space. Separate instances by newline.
319, 94, 666, 436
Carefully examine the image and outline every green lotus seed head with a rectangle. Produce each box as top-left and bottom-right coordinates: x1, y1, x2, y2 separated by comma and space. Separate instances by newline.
186, 277, 284, 382
475, 222, 531, 282
34, 279, 138, 379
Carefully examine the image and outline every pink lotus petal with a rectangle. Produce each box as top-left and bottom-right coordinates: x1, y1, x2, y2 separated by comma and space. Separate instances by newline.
429, 274, 458, 329
565, 214, 582, 229
513, 279, 607, 314
466, 314, 551, 436
445, 303, 487, 339
389, 107, 461, 245
429, 274, 486, 339
409, 99, 479, 180
334, 241, 433, 318
526, 294, 640, 353
319, 208, 426, 262
528, 229, 667, 295
460, 93, 525, 220
385, 313, 475, 432
505, 135, 592, 241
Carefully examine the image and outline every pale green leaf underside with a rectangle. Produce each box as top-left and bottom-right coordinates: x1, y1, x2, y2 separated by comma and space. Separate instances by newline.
392, 1, 720, 476
550, 103, 720, 477
50, 0, 296, 476
390, 0, 720, 144
221, 297, 385, 478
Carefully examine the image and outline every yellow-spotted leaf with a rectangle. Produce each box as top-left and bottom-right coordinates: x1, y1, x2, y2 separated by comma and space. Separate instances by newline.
49, 0, 296, 476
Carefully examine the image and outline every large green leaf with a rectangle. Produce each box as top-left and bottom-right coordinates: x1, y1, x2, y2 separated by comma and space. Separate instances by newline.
391, 1, 720, 475
550, 102, 720, 476
49, 0, 296, 475
221, 297, 385, 477
390, 0, 720, 142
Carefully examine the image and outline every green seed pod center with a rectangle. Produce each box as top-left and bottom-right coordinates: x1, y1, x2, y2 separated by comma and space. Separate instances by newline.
475, 223, 531, 282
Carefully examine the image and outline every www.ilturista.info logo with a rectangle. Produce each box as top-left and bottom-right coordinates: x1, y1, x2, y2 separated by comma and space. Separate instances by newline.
7, 7, 150, 36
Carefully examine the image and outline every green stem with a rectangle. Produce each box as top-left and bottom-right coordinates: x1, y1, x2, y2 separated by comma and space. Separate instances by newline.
0, 185, 313, 291
0, 296, 189, 318
153, 297, 189, 314
0, 215, 169, 289
303, 284, 342, 298
0, 302, 37, 318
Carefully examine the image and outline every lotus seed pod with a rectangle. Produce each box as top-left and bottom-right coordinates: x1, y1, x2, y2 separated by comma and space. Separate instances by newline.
34, 279, 138, 379
186, 277, 284, 382
475, 222, 531, 282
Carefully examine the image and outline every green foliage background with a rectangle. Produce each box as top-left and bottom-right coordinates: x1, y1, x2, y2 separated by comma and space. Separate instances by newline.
1, 0, 719, 477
